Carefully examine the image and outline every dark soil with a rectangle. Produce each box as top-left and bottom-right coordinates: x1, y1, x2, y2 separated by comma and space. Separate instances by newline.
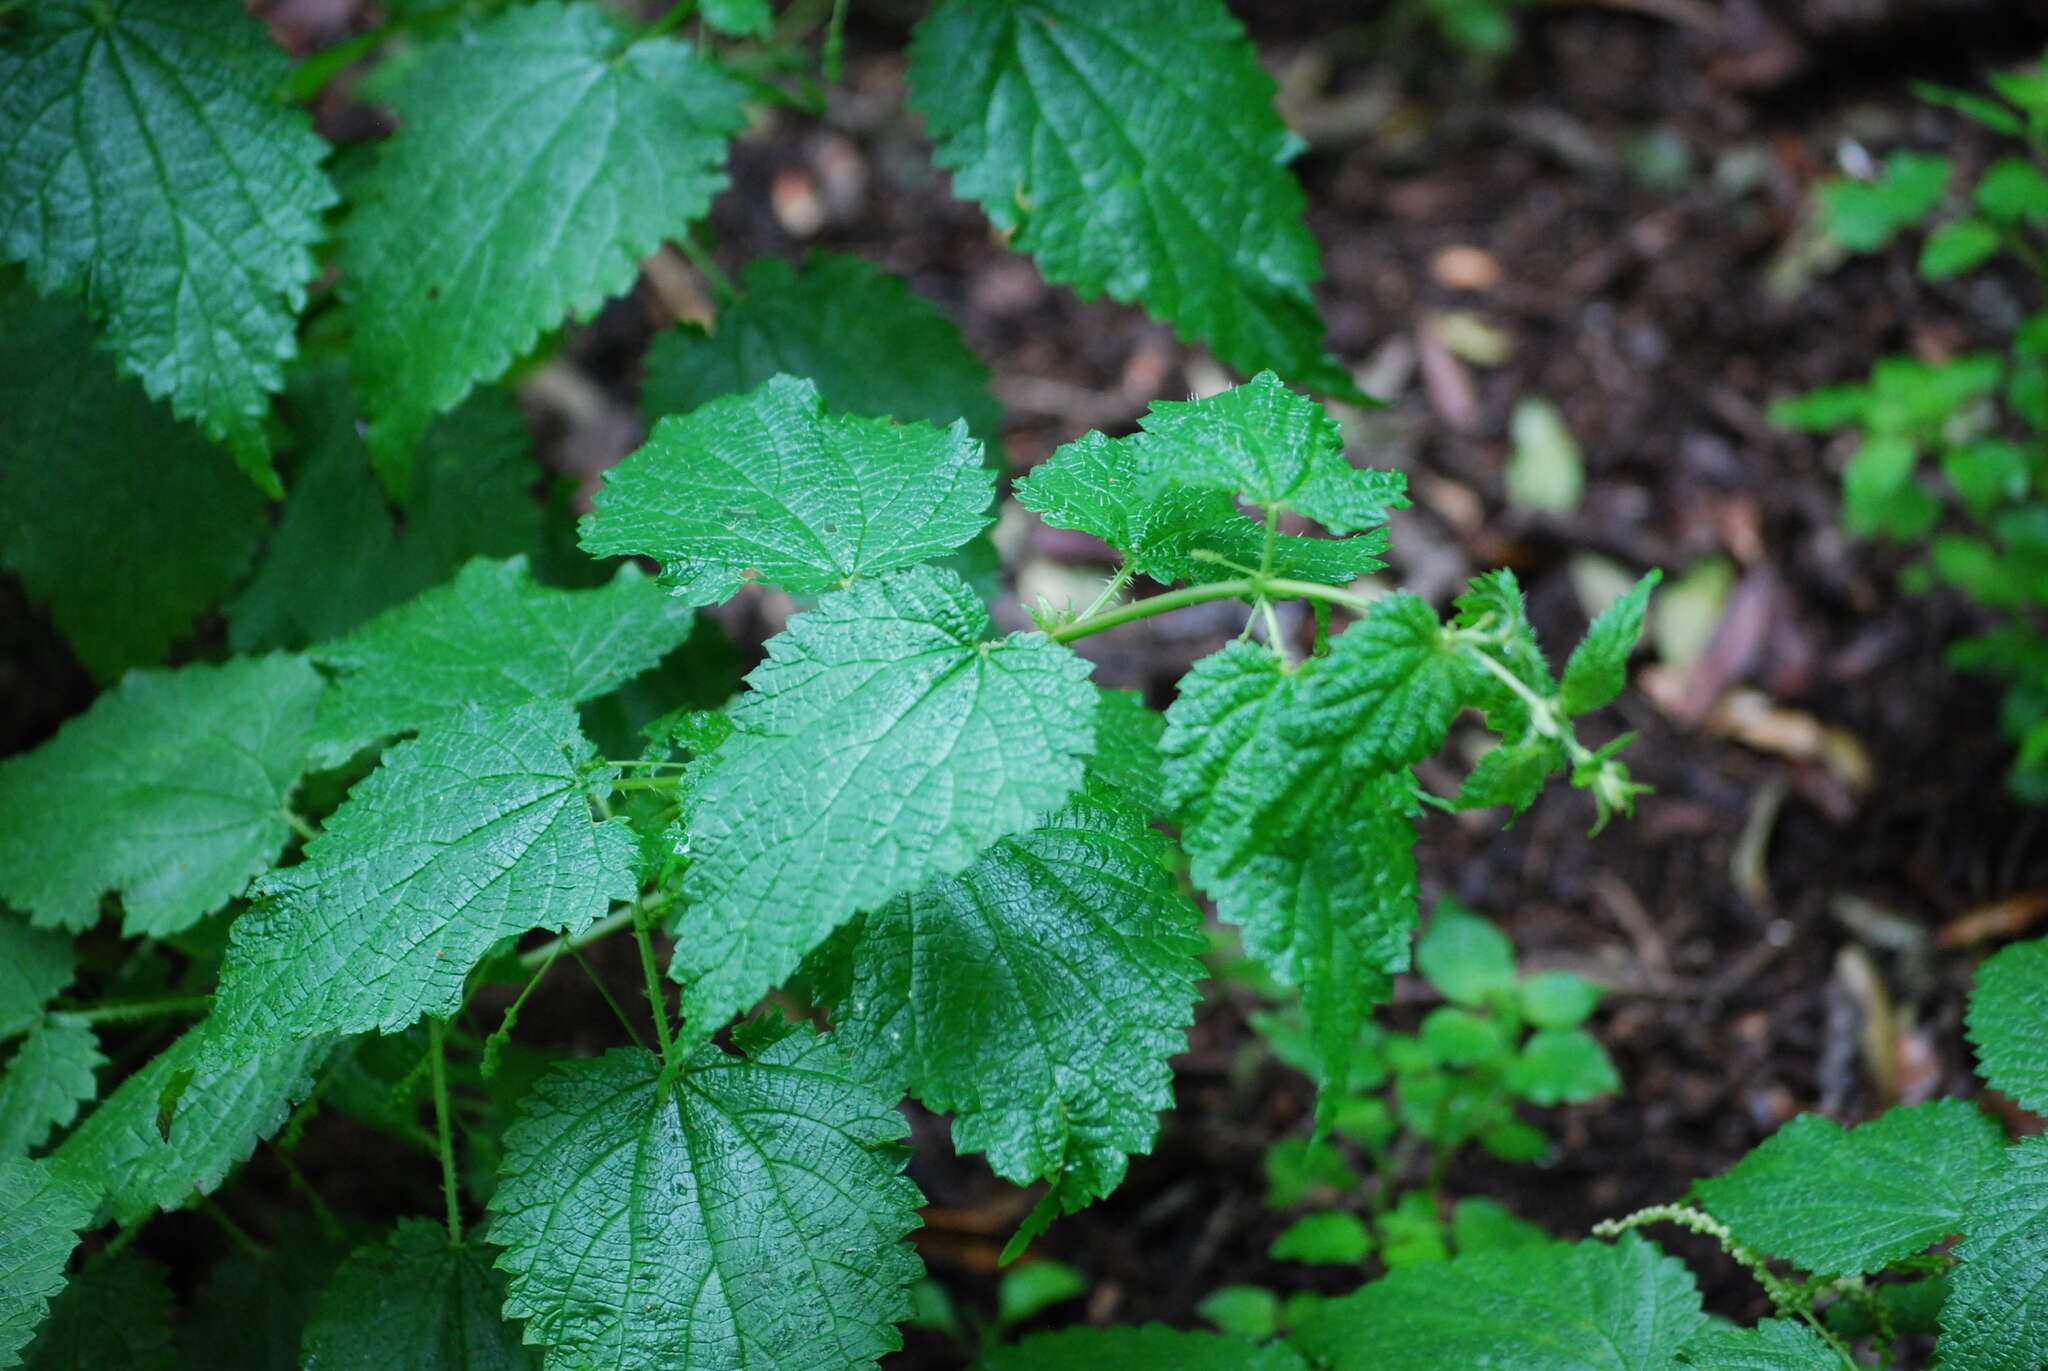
16, 0, 2048, 1364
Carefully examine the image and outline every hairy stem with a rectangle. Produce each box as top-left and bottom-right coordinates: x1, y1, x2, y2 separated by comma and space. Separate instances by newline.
519, 908, 636, 969
428, 1019, 462, 1246
635, 913, 677, 1068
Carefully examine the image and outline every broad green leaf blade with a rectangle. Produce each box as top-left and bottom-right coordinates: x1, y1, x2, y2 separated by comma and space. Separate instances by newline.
302, 1220, 535, 1371
1290, 1235, 1706, 1370
1298, 591, 1476, 774
228, 368, 544, 653
585, 375, 993, 604
1676, 1319, 1838, 1370
1416, 903, 1516, 1006
208, 701, 637, 1064
977, 1325, 1310, 1371
0, 0, 335, 483
1453, 739, 1563, 815
487, 1034, 922, 1371
643, 252, 1002, 440
908, 2, 1353, 397
1968, 936, 2048, 1114
0, 1024, 101, 1157
174, 1224, 347, 1371
833, 789, 1203, 1209
1558, 571, 1660, 717
1940, 1135, 2048, 1371
340, 2, 746, 487
1135, 374, 1405, 530
0, 287, 267, 681
53, 1021, 324, 1227
1194, 779, 1417, 1118
18, 1253, 172, 1371
0, 656, 324, 935
0, 1158, 94, 1370
1013, 428, 1244, 584
0, 920, 73, 1039
673, 566, 1095, 1032
1694, 1099, 2004, 1275
1087, 689, 1171, 816
306, 556, 695, 768
700, 0, 774, 39
1506, 1028, 1619, 1105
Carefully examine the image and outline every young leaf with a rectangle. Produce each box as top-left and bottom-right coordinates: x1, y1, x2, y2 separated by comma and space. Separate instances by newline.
1967, 935, 2048, 1114
584, 375, 994, 605
1271, 1211, 1373, 1265
830, 790, 1204, 1213
53, 1022, 324, 1227
0, 656, 325, 935
1505, 1029, 1619, 1105
1195, 780, 1417, 1118
1675, 1319, 1839, 1370
1449, 1198, 1551, 1256
488, 1035, 922, 1371
1518, 971, 1605, 1029
306, 556, 695, 768
1135, 374, 1405, 531
0, 1024, 101, 1158
1290, 1235, 1706, 1370
643, 252, 1002, 440
672, 566, 1095, 1032
0, 1158, 94, 1370
0, 0, 337, 485
0, 920, 73, 1039
1817, 151, 1950, 253
1693, 1098, 2004, 1275
1920, 218, 2001, 279
1453, 740, 1563, 816
700, 0, 774, 39
340, 1, 746, 487
1557, 570, 1661, 716
208, 702, 637, 1063
1015, 431, 1247, 585
228, 370, 544, 653
1940, 1135, 2048, 1371
977, 1325, 1310, 1371
1415, 902, 1517, 1006
17, 1253, 172, 1371
909, 2, 1355, 398
1296, 592, 1477, 775
300, 1220, 535, 1371
0, 287, 267, 681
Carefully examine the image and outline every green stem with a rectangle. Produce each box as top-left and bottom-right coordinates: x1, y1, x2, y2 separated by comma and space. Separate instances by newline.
428, 1020, 462, 1246
32, 995, 211, 1042
199, 1195, 266, 1260
634, 914, 677, 1068
677, 234, 738, 303
1046, 573, 1380, 646
483, 938, 566, 1079
638, 0, 697, 42
1074, 563, 1137, 622
285, 808, 320, 842
608, 775, 686, 791
520, 907, 636, 970
822, 0, 849, 81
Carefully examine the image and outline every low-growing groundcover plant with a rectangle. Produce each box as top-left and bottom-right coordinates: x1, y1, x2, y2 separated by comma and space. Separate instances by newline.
1775, 50, 2048, 800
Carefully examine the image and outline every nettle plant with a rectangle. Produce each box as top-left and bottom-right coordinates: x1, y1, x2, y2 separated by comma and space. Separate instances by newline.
1775, 51, 2048, 799
0, 0, 1673, 1367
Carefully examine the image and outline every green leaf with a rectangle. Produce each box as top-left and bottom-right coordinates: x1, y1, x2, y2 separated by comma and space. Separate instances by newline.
1769, 383, 1871, 432
643, 252, 1001, 441
1449, 1198, 1551, 1256
1518, 971, 1605, 1029
1420, 1007, 1512, 1066
672, 566, 1095, 1032
1377, 1188, 1450, 1268
1504, 397, 1585, 515
306, 556, 695, 768
1265, 1137, 1361, 1208
0, 286, 267, 681
1920, 218, 2002, 278
996, 1261, 1087, 1328
1939, 1135, 2048, 1371
0, 655, 324, 935
1195, 780, 1417, 1118
1415, 902, 1517, 1006
585, 375, 993, 604
1452, 740, 1562, 816
0, 920, 73, 1040
700, 0, 774, 39
0, 1024, 101, 1158
1271, 1211, 1373, 1265
1297, 592, 1475, 773
830, 790, 1203, 1212
1693, 1098, 2004, 1275
208, 701, 638, 1063
301, 1220, 535, 1371
908, 2, 1355, 398
1196, 1286, 1281, 1341
53, 1022, 324, 1227
1134, 374, 1405, 531
1912, 80, 2025, 136
173, 1226, 347, 1371
976, 1325, 1310, 1371
1558, 570, 1660, 716
1973, 157, 2048, 223
1676, 1319, 1838, 1370
18, 1254, 172, 1371
1087, 689, 1171, 816
1015, 430, 1247, 585
1290, 1235, 1706, 1370
1968, 936, 2048, 1115
0, 1158, 95, 1370
1506, 1028, 1619, 1105
0, 0, 337, 484
1817, 151, 1950, 253
340, 1, 746, 488
487, 1035, 922, 1371
228, 369, 544, 653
